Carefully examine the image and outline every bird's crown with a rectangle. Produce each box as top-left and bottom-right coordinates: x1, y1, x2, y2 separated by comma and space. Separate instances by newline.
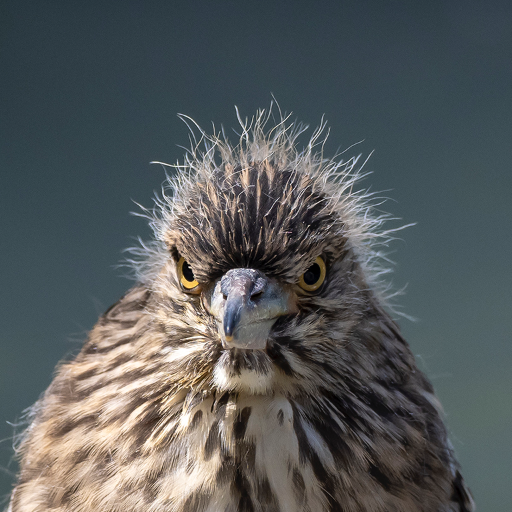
134, 105, 401, 303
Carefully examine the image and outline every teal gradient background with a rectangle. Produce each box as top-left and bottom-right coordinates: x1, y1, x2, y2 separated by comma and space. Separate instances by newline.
1, 1, 511, 509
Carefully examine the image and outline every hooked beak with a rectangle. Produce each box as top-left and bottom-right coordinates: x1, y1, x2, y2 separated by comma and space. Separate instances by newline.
207, 268, 297, 350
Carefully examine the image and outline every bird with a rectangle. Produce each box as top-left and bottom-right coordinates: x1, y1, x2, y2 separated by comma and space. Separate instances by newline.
9, 107, 474, 512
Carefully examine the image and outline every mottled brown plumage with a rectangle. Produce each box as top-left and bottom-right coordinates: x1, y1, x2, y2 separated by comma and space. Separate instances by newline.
9, 108, 474, 511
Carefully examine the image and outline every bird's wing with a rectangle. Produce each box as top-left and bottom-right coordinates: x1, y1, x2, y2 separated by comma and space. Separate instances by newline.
450, 469, 475, 511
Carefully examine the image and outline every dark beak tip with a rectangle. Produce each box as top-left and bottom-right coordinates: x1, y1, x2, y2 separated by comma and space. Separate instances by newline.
223, 303, 240, 338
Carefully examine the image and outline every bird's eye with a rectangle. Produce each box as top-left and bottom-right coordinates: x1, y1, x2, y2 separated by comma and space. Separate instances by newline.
177, 257, 200, 292
298, 256, 327, 292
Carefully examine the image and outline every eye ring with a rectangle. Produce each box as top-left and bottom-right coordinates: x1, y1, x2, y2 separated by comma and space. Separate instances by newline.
177, 257, 200, 292
298, 256, 327, 292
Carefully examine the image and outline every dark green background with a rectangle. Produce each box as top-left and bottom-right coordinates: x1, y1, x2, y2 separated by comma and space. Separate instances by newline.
1, 1, 511, 509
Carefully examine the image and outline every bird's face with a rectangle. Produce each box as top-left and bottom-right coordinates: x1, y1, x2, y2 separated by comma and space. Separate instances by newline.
151, 160, 367, 395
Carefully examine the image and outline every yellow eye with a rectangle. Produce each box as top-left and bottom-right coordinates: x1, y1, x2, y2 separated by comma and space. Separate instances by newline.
298, 256, 326, 292
177, 257, 199, 292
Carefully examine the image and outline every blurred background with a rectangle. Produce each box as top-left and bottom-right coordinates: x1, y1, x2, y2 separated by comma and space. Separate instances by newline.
1, 1, 511, 509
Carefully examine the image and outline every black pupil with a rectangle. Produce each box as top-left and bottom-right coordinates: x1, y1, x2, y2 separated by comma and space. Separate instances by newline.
182, 261, 195, 282
303, 263, 321, 285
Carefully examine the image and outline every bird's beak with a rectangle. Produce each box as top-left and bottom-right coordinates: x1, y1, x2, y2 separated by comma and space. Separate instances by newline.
206, 268, 297, 350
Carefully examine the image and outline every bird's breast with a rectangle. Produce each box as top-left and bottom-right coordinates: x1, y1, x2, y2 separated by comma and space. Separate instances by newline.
163, 392, 327, 511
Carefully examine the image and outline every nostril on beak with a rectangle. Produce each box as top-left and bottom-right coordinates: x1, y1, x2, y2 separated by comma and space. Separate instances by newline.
249, 276, 267, 299
250, 290, 264, 300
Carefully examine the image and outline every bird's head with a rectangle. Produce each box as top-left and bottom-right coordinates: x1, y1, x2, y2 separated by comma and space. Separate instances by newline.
135, 109, 398, 396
